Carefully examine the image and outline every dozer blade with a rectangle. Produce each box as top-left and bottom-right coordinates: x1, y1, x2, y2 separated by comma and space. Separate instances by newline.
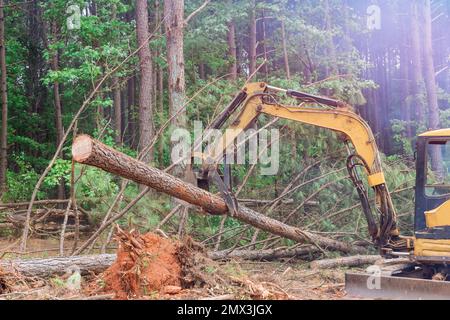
345, 272, 450, 300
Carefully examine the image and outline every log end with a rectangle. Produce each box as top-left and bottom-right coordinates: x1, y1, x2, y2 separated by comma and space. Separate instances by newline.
72, 135, 93, 163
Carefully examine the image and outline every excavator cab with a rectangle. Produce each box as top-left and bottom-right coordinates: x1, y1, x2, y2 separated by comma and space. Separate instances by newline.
414, 130, 450, 262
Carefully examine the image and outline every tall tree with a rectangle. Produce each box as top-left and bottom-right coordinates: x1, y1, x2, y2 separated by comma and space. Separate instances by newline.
227, 19, 238, 81
127, 76, 136, 147
421, 0, 443, 174
248, 0, 257, 77
399, 7, 411, 137
113, 76, 122, 145
50, 22, 65, 200
281, 19, 291, 80
164, 0, 187, 178
410, 1, 425, 124
0, 0, 7, 196
136, 0, 154, 163
155, 0, 165, 165
112, 4, 122, 146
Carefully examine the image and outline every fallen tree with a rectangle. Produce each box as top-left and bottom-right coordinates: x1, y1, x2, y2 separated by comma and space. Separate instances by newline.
0, 246, 318, 278
72, 135, 365, 255
310, 255, 381, 270
0, 254, 116, 278
209, 245, 320, 261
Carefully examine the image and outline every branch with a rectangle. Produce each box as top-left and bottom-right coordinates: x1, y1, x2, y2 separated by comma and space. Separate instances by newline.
436, 65, 449, 77
185, 0, 211, 25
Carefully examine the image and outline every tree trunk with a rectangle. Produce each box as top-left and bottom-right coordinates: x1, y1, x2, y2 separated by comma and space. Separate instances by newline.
248, 1, 257, 77
158, 66, 164, 166
410, 1, 424, 124
0, 254, 116, 278
111, 4, 121, 146
0, 0, 7, 196
50, 22, 65, 201
400, 11, 411, 138
112, 77, 122, 145
155, 0, 165, 166
136, 0, 154, 164
0, 247, 317, 279
127, 76, 136, 147
164, 0, 188, 177
72, 135, 365, 254
227, 19, 237, 81
281, 20, 291, 80
260, 9, 268, 79
310, 255, 381, 270
421, 0, 443, 175
209, 245, 319, 261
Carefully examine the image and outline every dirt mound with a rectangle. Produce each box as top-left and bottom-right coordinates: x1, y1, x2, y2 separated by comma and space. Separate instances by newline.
93, 228, 286, 300
101, 229, 182, 299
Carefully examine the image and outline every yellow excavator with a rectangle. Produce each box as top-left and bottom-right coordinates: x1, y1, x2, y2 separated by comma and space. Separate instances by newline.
194, 82, 450, 299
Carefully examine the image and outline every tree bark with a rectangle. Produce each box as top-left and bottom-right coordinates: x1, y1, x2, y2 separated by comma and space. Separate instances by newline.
0, 0, 7, 196
227, 19, 237, 81
0, 254, 116, 278
310, 255, 381, 270
164, 0, 189, 178
72, 135, 365, 254
136, 0, 154, 164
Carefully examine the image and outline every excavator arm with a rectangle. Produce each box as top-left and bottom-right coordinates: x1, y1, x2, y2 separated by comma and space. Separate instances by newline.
196, 82, 408, 255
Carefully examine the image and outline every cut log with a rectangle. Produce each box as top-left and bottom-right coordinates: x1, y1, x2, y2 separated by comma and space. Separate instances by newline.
310, 255, 381, 270
72, 135, 365, 254
0, 246, 314, 279
209, 245, 320, 261
0, 252, 375, 279
0, 254, 116, 278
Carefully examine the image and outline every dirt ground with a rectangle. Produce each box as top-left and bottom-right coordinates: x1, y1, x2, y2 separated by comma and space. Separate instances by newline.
0, 235, 356, 300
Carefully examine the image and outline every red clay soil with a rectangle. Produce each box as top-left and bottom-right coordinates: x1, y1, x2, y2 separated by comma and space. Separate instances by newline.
102, 231, 182, 299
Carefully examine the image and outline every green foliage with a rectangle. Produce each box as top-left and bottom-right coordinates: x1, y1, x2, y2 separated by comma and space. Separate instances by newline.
390, 120, 414, 156
4, 154, 43, 202
45, 159, 72, 188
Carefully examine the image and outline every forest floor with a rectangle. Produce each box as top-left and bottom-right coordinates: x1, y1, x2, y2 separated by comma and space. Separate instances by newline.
0, 236, 358, 300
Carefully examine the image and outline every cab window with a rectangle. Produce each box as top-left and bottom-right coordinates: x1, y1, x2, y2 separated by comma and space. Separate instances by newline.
426, 140, 450, 197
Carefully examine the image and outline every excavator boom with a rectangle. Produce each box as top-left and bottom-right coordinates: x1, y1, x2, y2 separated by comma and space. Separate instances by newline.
196, 82, 409, 256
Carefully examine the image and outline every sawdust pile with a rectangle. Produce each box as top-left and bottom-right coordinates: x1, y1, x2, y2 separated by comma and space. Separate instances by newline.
97, 228, 228, 299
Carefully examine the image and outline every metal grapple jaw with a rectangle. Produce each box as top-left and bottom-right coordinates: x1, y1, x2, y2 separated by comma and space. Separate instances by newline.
194, 164, 238, 216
